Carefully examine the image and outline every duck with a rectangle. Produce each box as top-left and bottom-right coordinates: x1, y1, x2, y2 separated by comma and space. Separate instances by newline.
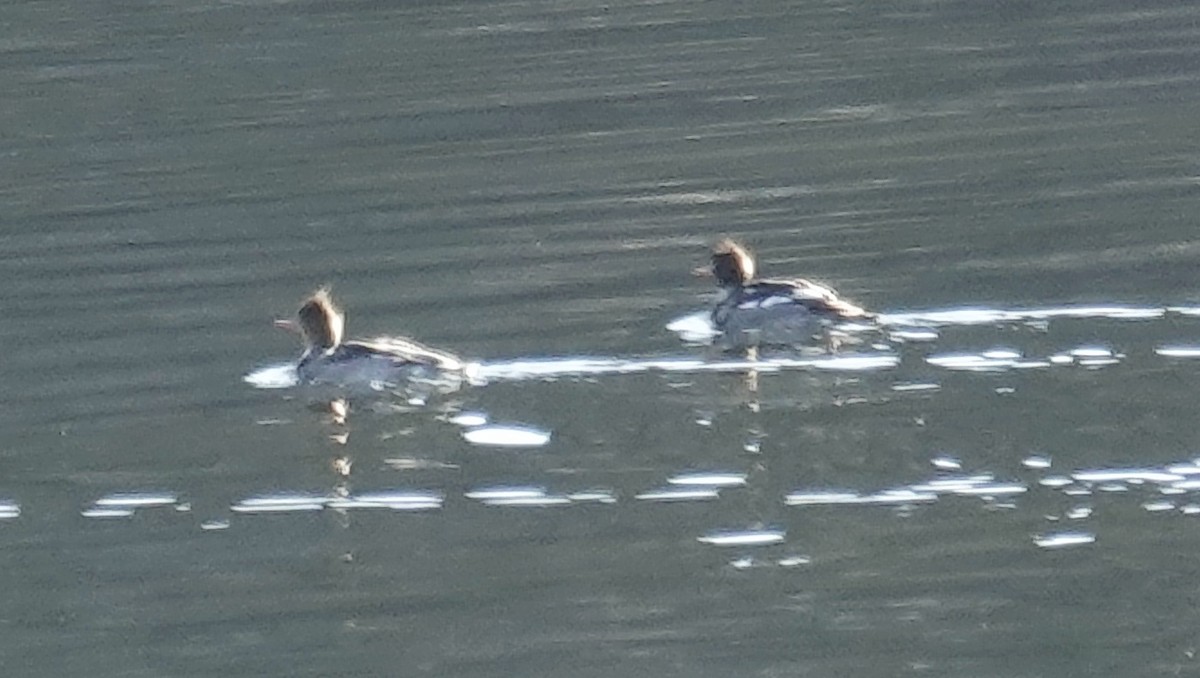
701, 239, 873, 349
274, 288, 465, 390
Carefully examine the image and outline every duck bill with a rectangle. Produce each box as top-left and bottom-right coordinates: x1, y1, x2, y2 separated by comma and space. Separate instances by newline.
273, 318, 301, 334
691, 265, 714, 278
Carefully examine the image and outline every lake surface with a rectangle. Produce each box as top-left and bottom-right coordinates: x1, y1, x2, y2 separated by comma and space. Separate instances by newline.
5, 0, 1200, 675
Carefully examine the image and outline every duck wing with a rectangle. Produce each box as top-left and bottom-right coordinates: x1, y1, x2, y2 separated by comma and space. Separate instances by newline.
342, 336, 464, 372
743, 278, 872, 319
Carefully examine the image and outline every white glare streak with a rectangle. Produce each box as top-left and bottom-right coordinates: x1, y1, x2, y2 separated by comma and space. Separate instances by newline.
94, 493, 179, 508
667, 472, 747, 487
636, 487, 721, 502
1072, 469, 1185, 483
1156, 346, 1200, 358
1034, 532, 1096, 549
465, 487, 547, 501
697, 529, 786, 547
462, 425, 552, 448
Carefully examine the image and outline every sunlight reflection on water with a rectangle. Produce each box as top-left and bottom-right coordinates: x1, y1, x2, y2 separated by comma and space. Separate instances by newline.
244, 351, 900, 389
242, 301, 1184, 390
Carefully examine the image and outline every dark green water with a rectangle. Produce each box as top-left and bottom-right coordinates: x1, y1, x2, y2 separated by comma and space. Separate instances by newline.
5, 0, 1200, 675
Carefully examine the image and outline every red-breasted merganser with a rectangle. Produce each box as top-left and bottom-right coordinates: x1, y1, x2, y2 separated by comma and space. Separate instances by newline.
702, 239, 873, 349
275, 288, 464, 389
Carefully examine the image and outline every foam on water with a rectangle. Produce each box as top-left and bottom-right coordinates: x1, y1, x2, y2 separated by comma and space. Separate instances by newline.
243, 362, 299, 389
665, 311, 721, 343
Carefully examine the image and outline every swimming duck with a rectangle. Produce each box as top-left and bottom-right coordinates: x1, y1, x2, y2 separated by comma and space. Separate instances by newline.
702, 239, 873, 349
275, 288, 464, 389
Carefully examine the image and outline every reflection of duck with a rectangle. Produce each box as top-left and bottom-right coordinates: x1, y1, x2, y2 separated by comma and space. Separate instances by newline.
275, 288, 464, 388
702, 239, 873, 349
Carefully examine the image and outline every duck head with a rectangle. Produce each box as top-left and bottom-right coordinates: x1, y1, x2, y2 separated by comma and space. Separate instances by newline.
275, 287, 345, 353
708, 239, 755, 286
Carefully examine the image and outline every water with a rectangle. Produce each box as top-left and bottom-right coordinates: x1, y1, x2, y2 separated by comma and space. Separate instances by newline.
6, 0, 1200, 675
